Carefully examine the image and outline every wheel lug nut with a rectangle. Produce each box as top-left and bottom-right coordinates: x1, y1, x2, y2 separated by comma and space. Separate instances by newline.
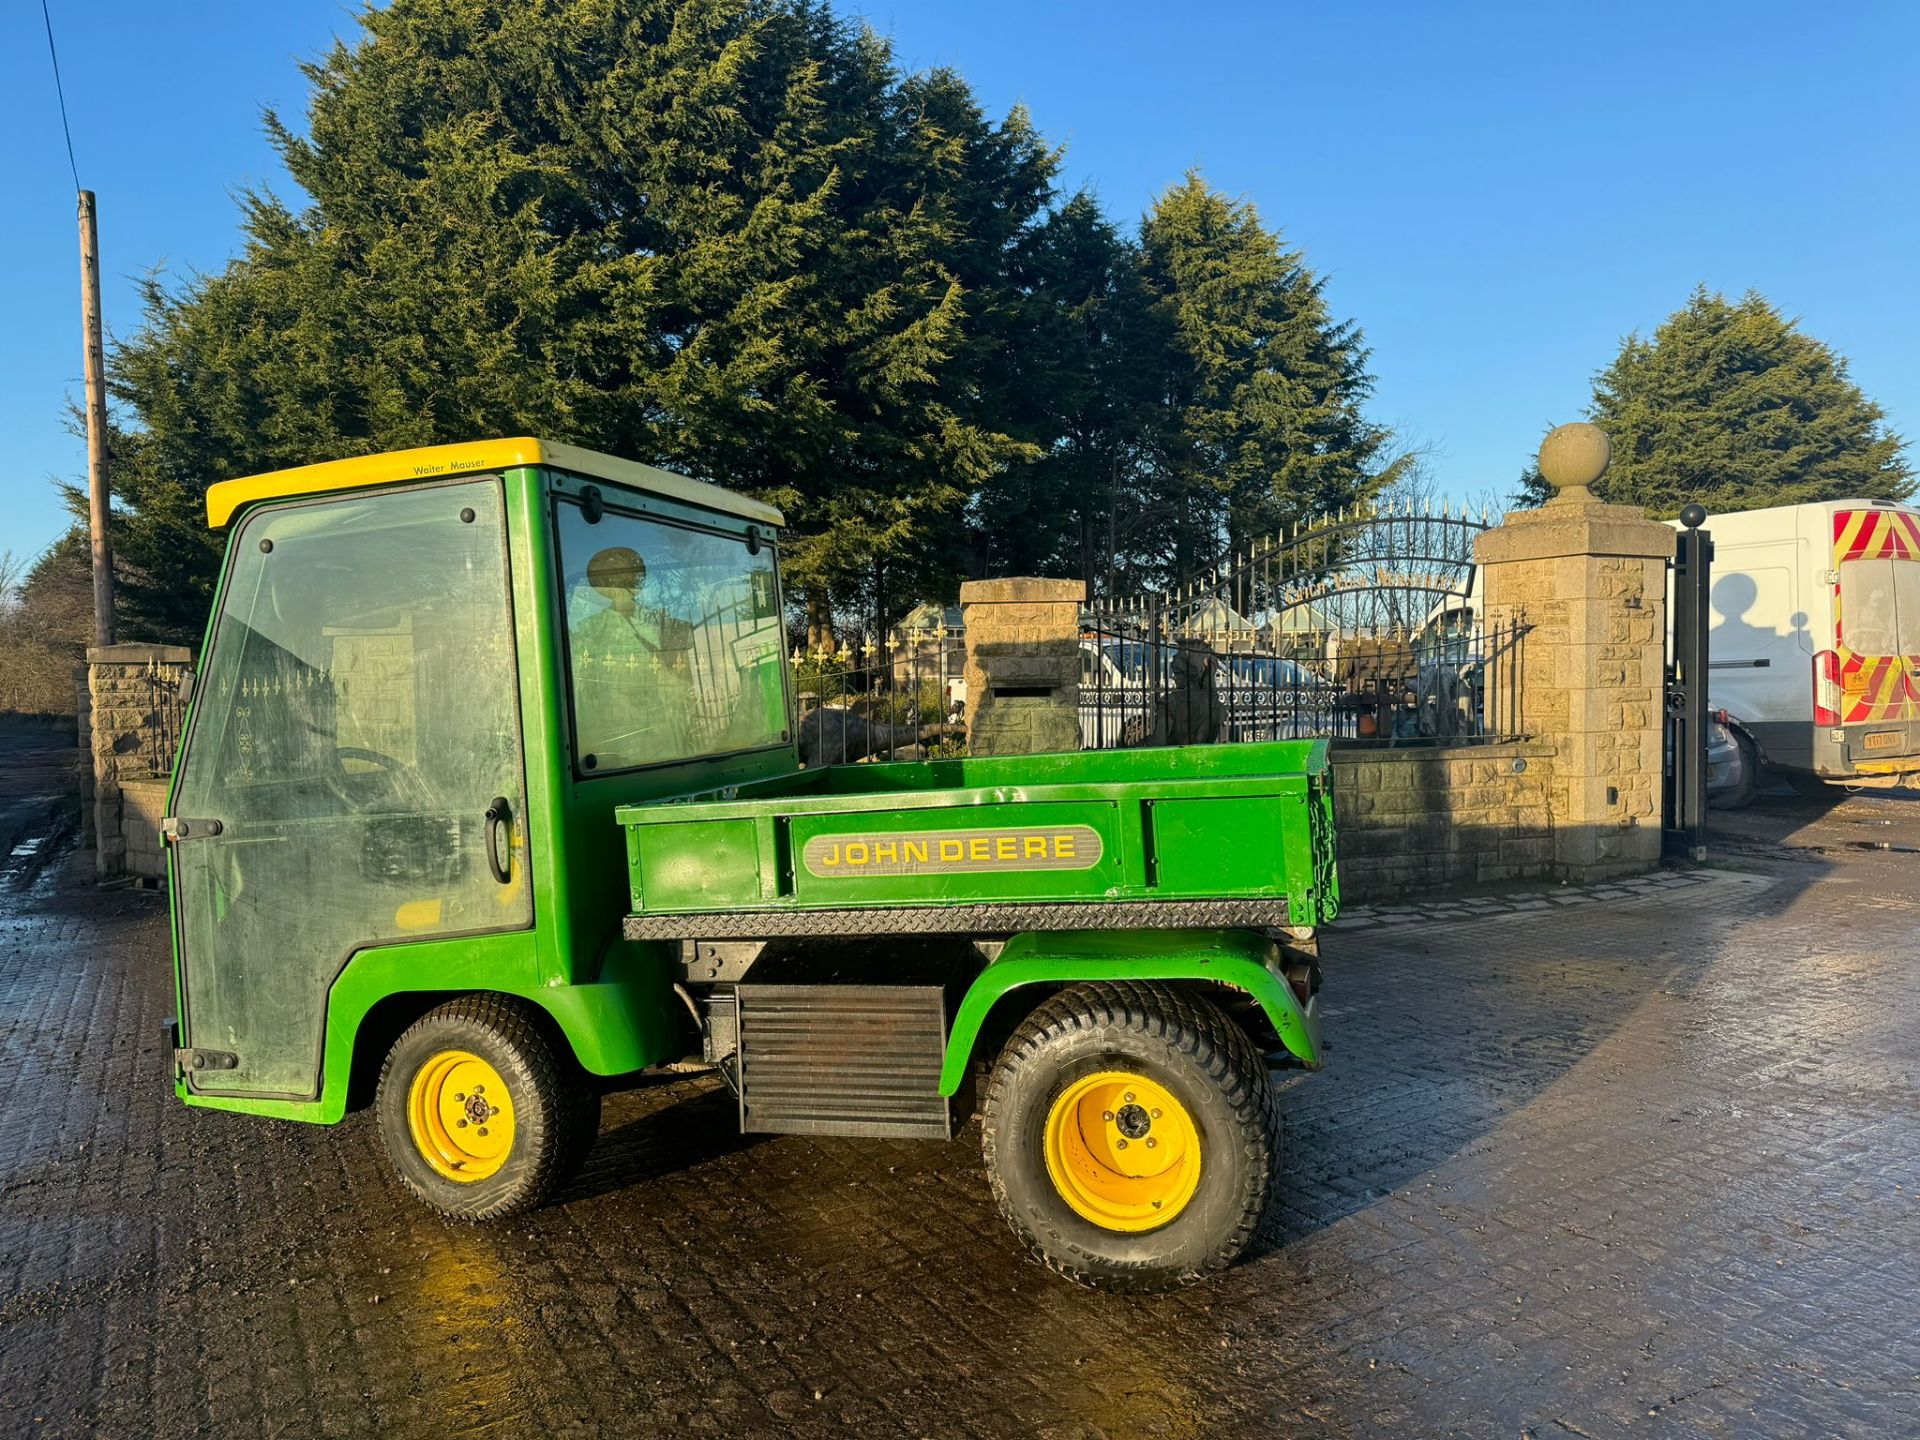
1151, 1108, 1162, 1119
1102, 1110, 1114, 1122
1116, 1138, 1128, 1150
473, 1085, 484, 1095
477, 1127, 489, 1137
1145, 1138, 1157, 1149
1123, 1092, 1135, 1103
456, 1119, 467, 1128
454, 1092, 466, 1102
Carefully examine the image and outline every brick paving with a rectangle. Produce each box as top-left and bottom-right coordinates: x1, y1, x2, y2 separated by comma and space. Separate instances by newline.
3, 720, 1918, 1438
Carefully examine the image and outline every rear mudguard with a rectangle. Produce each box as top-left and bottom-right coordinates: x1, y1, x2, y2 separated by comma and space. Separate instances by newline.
938, 927, 1320, 1096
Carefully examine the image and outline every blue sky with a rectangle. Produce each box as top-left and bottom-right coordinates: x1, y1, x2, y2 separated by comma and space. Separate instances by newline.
5, 0, 1916, 568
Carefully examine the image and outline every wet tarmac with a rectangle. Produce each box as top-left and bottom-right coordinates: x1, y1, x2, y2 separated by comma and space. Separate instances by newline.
2, 718, 1917, 1438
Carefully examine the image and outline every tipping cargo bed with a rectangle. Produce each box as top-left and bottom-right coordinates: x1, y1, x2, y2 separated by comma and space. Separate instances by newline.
617, 740, 1337, 940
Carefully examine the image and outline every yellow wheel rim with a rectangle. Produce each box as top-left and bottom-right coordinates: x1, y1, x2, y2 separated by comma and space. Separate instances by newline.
1043, 1070, 1201, 1232
406, 1049, 516, 1183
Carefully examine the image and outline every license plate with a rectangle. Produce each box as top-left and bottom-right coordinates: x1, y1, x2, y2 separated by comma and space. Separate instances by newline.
1863, 730, 1902, 751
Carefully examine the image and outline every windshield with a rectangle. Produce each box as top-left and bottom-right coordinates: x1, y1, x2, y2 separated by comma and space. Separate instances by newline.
556, 499, 788, 773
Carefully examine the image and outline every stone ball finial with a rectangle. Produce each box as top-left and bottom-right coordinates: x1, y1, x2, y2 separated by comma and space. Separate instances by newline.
1537, 423, 1611, 505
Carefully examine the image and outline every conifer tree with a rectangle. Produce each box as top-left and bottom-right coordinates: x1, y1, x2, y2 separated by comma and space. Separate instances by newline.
104, 0, 1057, 641
1134, 174, 1395, 589
968, 194, 1168, 593
1518, 287, 1911, 515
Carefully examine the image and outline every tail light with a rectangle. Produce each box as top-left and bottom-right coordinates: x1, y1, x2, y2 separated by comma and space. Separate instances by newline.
1812, 650, 1842, 726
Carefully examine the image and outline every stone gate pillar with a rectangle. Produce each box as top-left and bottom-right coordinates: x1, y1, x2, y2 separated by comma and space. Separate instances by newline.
959, 578, 1085, 756
1474, 424, 1675, 882
86, 643, 192, 880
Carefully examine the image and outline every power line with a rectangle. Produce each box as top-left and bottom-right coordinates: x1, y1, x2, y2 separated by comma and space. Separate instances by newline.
40, 0, 80, 191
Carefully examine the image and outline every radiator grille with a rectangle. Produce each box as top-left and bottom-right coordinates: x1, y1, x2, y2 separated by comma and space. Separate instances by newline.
736, 984, 953, 1139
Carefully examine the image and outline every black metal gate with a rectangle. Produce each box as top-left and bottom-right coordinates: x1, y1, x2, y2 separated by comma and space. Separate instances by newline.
1082, 501, 1531, 747
1663, 508, 1713, 858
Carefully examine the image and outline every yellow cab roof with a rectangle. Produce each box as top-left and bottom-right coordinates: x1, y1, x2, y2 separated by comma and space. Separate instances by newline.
203, 436, 785, 529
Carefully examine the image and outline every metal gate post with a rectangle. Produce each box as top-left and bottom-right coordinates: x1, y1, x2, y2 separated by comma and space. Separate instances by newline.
1664, 506, 1712, 859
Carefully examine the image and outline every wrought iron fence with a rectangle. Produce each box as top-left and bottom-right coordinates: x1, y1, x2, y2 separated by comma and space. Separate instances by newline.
782, 497, 1529, 763
1093, 497, 1493, 645
1077, 614, 1531, 750
788, 633, 968, 767
134, 660, 190, 777
1075, 498, 1529, 749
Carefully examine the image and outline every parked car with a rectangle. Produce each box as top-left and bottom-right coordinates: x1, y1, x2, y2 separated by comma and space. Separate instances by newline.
1704, 713, 1754, 808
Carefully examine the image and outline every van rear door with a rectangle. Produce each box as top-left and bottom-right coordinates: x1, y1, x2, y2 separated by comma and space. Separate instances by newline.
1833, 508, 1920, 765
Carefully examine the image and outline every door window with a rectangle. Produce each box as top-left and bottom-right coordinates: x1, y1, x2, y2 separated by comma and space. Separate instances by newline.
1896, 562, 1920, 656
172, 480, 529, 1098
555, 501, 788, 774
1839, 559, 1901, 657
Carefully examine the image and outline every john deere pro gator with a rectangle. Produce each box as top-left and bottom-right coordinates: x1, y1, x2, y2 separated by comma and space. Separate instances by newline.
164, 438, 1337, 1289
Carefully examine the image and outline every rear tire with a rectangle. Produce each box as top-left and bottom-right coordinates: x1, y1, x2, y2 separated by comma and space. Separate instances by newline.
376, 995, 599, 1221
981, 981, 1281, 1292
1787, 769, 1836, 801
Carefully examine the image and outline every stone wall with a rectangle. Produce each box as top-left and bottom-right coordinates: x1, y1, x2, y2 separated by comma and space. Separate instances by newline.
959, 578, 1084, 757
119, 776, 171, 881
1329, 743, 1556, 902
86, 643, 190, 881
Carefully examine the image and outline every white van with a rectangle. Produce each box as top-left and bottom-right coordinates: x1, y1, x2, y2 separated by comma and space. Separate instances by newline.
1692, 499, 1920, 785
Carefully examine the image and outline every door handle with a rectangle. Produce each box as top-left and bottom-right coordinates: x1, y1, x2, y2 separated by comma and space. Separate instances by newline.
483, 797, 513, 885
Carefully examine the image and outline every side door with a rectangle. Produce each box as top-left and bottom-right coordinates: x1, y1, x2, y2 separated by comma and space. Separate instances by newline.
169, 478, 531, 1100
1706, 542, 1801, 725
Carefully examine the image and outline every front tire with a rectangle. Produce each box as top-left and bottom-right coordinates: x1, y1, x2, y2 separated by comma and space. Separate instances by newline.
376, 995, 599, 1220
981, 982, 1281, 1292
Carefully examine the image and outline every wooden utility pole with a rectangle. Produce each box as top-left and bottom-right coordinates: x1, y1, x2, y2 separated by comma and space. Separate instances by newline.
78, 189, 115, 648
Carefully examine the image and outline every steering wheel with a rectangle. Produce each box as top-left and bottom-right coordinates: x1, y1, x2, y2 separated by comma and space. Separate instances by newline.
324, 745, 408, 809
335, 745, 403, 773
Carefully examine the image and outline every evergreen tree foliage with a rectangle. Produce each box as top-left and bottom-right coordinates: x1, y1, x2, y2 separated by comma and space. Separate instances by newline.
100, 4, 1399, 640
1134, 174, 1397, 587
106, 0, 1057, 641
966, 193, 1168, 593
972, 175, 1396, 595
1518, 287, 1911, 515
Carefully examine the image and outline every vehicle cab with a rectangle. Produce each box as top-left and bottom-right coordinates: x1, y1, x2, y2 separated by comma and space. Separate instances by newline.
166, 438, 792, 1113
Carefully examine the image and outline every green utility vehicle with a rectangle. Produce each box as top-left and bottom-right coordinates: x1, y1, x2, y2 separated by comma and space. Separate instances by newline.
166, 438, 1337, 1289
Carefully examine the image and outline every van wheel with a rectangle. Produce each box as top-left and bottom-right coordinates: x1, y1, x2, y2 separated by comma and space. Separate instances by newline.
1711, 732, 1760, 810
981, 982, 1281, 1292
376, 995, 599, 1220
1787, 769, 1836, 801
